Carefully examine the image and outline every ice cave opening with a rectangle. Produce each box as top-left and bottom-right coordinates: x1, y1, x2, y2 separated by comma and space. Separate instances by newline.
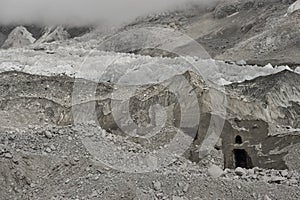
233, 149, 253, 169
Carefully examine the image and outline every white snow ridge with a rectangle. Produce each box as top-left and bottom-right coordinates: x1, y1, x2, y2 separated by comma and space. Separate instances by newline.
1, 26, 36, 49
287, 0, 300, 14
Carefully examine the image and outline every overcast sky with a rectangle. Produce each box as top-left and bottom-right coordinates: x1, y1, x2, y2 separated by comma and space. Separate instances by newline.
0, 0, 218, 25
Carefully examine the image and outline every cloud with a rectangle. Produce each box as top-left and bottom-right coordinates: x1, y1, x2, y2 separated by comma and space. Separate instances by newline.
0, 0, 218, 26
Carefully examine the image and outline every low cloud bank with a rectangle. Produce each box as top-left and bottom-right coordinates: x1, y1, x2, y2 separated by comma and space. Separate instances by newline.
0, 0, 219, 25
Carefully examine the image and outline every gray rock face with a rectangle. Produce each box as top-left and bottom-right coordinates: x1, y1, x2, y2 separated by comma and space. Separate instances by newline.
0, 68, 299, 171
217, 8, 300, 66
214, 0, 243, 18
214, 0, 256, 19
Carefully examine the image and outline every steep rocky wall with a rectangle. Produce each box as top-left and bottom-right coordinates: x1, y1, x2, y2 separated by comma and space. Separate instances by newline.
0, 70, 299, 171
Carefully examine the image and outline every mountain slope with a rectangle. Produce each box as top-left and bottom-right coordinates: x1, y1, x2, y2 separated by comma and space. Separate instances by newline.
1, 26, 36, 49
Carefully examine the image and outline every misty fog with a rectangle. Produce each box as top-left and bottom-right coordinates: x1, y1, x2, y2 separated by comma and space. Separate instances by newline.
0, 0, 219, 26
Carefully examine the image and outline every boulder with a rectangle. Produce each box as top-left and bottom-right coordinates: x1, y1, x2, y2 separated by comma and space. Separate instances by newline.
208, 164, 224, 178
153, 181, 162, 191
235, 167, 246, 176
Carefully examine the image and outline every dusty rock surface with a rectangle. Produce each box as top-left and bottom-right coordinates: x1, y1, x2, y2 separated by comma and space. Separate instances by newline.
0, 1, 299, 199
0, 67, 298, 199
1, 124, 300, 200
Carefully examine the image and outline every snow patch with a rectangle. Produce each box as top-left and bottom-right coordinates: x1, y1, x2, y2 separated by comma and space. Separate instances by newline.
287, 0, 300, 14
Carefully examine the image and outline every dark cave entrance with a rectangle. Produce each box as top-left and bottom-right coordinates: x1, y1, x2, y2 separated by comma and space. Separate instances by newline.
233, 149, 253, 169
235, 135, 242, 144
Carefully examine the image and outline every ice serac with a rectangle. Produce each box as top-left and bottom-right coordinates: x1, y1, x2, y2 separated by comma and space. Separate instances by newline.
226, 70, 300, 128
1, 26, 36, 49
287, 0, 300, 14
